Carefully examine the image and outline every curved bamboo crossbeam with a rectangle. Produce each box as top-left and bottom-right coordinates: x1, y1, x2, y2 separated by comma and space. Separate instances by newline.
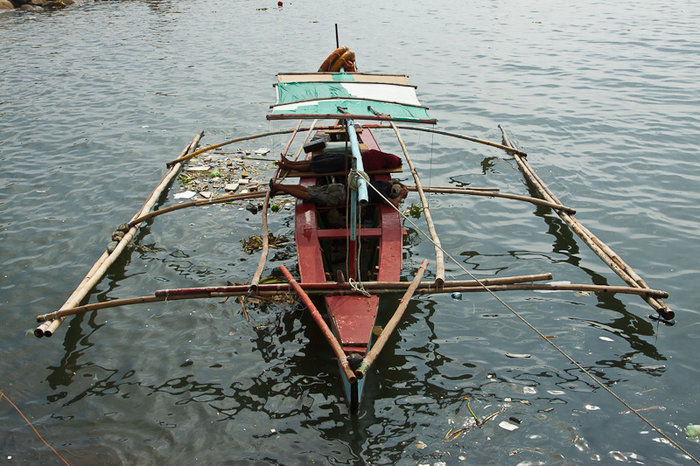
165, 123, 343, 167
498, 125, 673, 321
408, 186, 576, 214
251, 120, 317, 289
129, 191, 267, 226
390, 122, 445, 286
367, 124, 528, 157
35, 133, 204, 338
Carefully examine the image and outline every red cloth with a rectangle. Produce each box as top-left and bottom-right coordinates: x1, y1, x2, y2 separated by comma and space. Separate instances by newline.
361, 149, 402, 171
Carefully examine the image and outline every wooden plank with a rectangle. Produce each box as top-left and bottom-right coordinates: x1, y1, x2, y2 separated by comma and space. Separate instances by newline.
277, 72, 413, 86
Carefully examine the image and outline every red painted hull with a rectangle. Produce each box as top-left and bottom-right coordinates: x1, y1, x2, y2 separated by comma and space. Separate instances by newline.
294, 126, 403, 412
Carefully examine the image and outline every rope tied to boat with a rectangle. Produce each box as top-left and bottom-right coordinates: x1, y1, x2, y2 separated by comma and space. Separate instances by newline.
348, 168, 368, 191
347, 278, 371, 297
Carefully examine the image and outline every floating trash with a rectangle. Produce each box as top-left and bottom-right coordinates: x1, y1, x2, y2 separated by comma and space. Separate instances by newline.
523, 386, 536, 395
599, 336, 614, 342
640, 364, 665, 371
585, 404, 600, 411
186, 165, 210, 171
686, 424, 700, 439
225, 182, 239, 192
506, 353, 531, 359
254, 148, 270, 155
451, 292, 462, 300
241, 233, 289, 253
499, 421, 519, 431
174, 191, 197, 199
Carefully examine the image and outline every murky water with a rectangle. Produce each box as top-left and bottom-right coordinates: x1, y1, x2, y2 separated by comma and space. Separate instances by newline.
1, 0, 699, 464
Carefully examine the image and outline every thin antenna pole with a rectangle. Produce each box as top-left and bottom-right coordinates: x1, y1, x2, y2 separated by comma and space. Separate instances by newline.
335, 24, 339, 48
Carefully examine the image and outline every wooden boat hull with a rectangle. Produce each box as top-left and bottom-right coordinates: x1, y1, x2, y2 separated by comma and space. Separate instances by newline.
294, 126, 402, 413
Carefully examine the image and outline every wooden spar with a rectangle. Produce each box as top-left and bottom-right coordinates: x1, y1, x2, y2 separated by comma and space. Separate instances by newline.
251, 119, 316, 289
408, 186, 576, 214
498, 125, 674, 320
365, 124, 528, 157
129, 191, 268, 226
278, 265, 357, 384
35, 133, 204, 338
165, 123, 336, 167
36, 277, 670, 323
156, 273, 553, 296
355, 260, 428, 379
390, 122, 445, 286
409, 283, 669, 297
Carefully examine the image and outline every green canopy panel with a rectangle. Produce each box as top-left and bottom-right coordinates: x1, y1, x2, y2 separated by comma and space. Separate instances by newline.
267, 73, 436, 124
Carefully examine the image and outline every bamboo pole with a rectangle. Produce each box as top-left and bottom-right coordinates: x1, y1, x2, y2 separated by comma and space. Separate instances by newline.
390, 122, 445, 286
129, 191, 267, 226
355, 260, 428, 379
154, 273, 553, 297
35, 132, 204, 337
278, 265, 357, 384
36, 277, 669, 323
366, 124, 528, 156
165, 123, 341, 167
250, 120, 311, 289
498, 125, 673, 320
408, 186, 576, 214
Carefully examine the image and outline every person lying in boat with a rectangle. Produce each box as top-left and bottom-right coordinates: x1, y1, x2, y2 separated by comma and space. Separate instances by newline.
269, 179, 408, 208
277, 149, 402, 173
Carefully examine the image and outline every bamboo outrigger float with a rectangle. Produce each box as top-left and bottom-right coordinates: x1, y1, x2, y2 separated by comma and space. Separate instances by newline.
34, 49, 674, 415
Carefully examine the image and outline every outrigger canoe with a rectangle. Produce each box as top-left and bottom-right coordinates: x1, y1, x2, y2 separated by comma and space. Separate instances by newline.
34, 49, 674, 415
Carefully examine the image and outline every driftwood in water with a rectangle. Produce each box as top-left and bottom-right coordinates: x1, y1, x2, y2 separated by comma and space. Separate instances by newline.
499, 125, 673, 320
391, 122, 445, 286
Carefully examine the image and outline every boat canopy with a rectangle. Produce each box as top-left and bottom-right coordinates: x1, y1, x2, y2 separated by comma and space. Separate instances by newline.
267, 72, 437, 124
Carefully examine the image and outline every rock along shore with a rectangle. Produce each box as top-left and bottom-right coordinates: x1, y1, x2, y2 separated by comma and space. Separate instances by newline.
0, 0, 92, 11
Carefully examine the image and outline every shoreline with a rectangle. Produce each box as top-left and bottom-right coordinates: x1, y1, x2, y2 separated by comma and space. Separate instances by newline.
0, 0, 92, 11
